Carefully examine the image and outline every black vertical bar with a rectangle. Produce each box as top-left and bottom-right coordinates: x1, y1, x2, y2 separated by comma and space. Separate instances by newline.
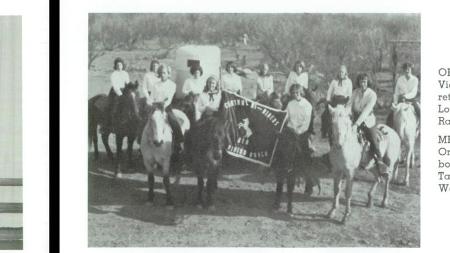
50, 0, 60, 252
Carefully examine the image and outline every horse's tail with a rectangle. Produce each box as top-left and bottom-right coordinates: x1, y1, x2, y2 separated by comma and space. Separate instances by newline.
88, 97, 98, 149
88, 94, 107, 149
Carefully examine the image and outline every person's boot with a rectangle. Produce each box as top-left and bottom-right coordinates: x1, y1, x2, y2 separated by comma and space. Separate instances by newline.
372, 152, 388, 176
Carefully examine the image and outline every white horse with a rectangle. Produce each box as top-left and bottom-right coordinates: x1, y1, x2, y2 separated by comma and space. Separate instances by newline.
360, 124, 401, 208
140, 103, 190, 208
392, 102, 417, 186
327, 104, 401, 223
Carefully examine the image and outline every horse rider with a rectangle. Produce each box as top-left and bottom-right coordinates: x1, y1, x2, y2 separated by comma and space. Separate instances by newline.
221, 61, 242, 95
350, 73, 386, 170
106, 57, 130, 132
284, 83, 315, 157
195, 75, 222, 121
284, 60, 308, 98
255, 63, 274, 101
142, 59, 160, 102
147, 64, 184, 154
321, 65, 353, 142
386, 62, 420, 127
182, 64, 205, 97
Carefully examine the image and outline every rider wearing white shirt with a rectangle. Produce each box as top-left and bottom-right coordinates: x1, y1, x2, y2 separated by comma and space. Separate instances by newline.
350, 73, 382, 161
321, 65, 353, 140
195, 76, 222, 121
148, 64, 184, 151
107, 57, 130, 130
387, 62, 420, 127
352, 87, 377, 128
286, 94, 312, 136
142, 60, 160, 100
284, 61, 309, 95
394, 62, 420, 114
283, 84, 314, 161
221, 61, 242, 94
394, 74, 418, 104
323, 73, 386, 174
182, 65, 205, 96
256, 63, 274, 99
147, 78, 176, 109
111, 70, 130, 96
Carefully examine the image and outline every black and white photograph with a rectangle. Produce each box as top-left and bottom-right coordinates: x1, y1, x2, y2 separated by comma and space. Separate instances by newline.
87, 13, 420, 247
0, 16, 22, 250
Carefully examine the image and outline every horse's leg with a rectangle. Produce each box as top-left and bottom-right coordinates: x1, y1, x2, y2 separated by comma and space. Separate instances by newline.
367, 179, 379, 208
206, 170, 218, 211
101, 133, 113, 160
161, 159, 174, 209
327, 172, 343, 219
273, 170, 283, 210
342, 177, 353, 224
115, 135, 124, 178
93, 131, 99, 160
304, 173, 314, 196
286, 170, 296, 214
89, 121, 99, 160
196, 175, 204, 209
163, 175, 174, 209
147, 172, 155, 204
392, 160, 399, 184
405, 146, 412, 187
127, 134, 135, 170
381, 174, 390, 208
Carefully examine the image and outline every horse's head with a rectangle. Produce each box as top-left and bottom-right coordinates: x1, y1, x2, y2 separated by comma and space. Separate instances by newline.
148, 103, 167, 147
257, 92, 271, 106
269, 92, 284, 110
179, 93, 199, 123
280, 93, 291, 110
207, 117, 228, 165
124, 80, 139, 93
328, 104, 353, 148
115, 81, 141, 131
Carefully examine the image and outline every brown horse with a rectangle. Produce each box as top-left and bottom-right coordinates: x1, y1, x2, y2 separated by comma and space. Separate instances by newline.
184, 105, 228, 210
88, 81, 141, 177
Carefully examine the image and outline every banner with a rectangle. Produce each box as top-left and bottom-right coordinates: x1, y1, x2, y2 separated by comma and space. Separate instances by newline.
222, 91, 288, 166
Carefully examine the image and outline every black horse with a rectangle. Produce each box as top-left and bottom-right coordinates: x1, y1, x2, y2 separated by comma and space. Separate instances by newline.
271, 128, 319, 214
88, 81, 141, 177
184, 109, 228, 210
260, 90, 319, 214
256, 91, 288, 110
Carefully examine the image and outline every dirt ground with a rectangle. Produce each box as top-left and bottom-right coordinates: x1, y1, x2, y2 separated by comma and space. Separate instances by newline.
88, 48, 420, 247
88, 133, 420, 248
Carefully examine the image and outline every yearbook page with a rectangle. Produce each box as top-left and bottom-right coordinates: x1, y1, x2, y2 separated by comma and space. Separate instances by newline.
61, 0, 441, 252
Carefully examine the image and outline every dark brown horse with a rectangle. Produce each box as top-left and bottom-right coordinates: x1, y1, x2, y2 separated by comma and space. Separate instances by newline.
256, 91, 288, 110
88, 81, 141, 177
172, 93, 199, 125
271, 128, 318, 214
262, 91, 319, 214
185, 109, 228, 210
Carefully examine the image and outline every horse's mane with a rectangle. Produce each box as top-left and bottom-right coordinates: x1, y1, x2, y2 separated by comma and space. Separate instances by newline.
329, 105, 357, 147
192, 115, 227, 147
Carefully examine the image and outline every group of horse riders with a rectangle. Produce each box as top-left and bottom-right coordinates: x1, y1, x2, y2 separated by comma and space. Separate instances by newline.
105, 56, 420, 171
